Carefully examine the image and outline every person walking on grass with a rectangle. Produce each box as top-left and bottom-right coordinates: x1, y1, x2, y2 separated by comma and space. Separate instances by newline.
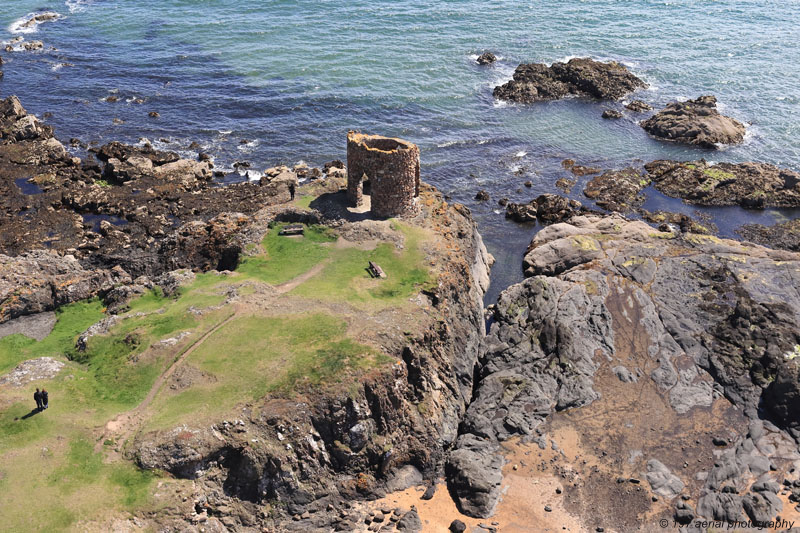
41, 388, 49, 409
34, 388, 42, 410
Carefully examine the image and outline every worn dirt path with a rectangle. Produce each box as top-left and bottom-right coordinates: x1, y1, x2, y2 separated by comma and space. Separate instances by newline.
96, 259, 331, 459
97, 309, 239, 457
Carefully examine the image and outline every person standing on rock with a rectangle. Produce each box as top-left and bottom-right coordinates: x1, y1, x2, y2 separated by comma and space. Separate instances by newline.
41, 388, 49, 409
34, 388, 42, 410
289, 182, 296, 201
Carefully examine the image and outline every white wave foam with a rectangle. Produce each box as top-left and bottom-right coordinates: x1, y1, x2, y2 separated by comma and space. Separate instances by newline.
515, 151, 527, 158
436, 138, 491, 149
548, 55, 581, 66
236, 139, 260, 153
8, 12, 64, 34
65, 0, 92, 14
437, 140, 460, 148
238, 169, 262, 182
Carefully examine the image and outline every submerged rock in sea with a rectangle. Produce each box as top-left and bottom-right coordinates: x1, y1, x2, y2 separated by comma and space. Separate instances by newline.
493, 57, 647, 103
645, 159, 800, 208
641, 95, 746, 148
625, 99, 652, 112
476, 52, 497, 65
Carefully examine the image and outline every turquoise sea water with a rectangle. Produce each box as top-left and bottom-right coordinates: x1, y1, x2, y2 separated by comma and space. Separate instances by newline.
2, 0, 800, 300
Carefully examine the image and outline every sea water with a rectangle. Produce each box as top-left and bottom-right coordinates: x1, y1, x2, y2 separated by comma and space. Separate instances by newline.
2, 0, 799, 301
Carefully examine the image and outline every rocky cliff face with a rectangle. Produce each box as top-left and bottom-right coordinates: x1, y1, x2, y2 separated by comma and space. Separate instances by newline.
446, 213, 800, 528
131, 190, 492, 532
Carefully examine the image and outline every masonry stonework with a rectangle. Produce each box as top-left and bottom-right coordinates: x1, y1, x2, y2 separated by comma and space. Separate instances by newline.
346, 132, 420, 218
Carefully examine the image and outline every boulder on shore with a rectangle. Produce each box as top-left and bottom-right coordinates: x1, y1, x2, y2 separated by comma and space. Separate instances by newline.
640, 95, 746, 148
493, 57, 647, 103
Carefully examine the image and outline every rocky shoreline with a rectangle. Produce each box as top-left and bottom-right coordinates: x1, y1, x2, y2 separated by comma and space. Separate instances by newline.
2, 53, 800, 531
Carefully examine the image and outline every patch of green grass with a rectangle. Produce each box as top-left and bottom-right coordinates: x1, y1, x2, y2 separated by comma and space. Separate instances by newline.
236, 224, 337, 285
143, 313, 390, 430
0, 299, 105, 375
0, 435, 157, 531
0, 276, 237, 530
291, 223, 432, 306
73, 276, 229, 408
294, 195, 315, 210
95, 179, 112, 188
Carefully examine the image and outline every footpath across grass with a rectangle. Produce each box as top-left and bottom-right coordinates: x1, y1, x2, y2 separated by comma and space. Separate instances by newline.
0, 274, 233, 531
0, 218, 432, 530
236, 221, 433, 307
291, 222, 433, 306
237, 223, 337, 285
143, 312, 390, 431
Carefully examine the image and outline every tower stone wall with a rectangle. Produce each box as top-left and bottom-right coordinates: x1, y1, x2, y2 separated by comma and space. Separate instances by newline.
346, 132, 420, 218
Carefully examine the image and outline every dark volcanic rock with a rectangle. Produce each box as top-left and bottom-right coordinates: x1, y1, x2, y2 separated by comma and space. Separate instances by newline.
453, 213, 800, 522
449, 519, 467, 533
92, 140, 179, 166
561, 159, 600, 176
493, 57, 647, 103
640, 210, 716, 235
160, 213, 249, 272
1, 95, 54, 143
641, 96, 746, 148
583, 167, 650, 212
0, 251, 128, 323
505, 194, 582, 224
645, 159, 800, 208
395, 509, 422, 532
602, 109, 623, 119
625, 100, 652, 112
475, 190, 490, 201
445, 434, 504, 518
738, 219, 800, 252
476, 52, 497, 65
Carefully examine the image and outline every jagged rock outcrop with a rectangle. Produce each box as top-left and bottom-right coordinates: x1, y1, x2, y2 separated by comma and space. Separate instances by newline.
160, 213, 249, 272
92, 141, 211, 185
645, 159, 800, 208
738, 218, 800, 252
0, 251, 129, 324
582, 167, 649, 212
476, 52, 497, 65
505, 193, 583, 224
641, 96, 746, 148
626, 100, 652, 112
493, 57, 647, 103
447, 213, 800, 524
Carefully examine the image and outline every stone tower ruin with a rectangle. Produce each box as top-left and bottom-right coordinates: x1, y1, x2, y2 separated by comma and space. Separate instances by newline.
346, 132, 420, 218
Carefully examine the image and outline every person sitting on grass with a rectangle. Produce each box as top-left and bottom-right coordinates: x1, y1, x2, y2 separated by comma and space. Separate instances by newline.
41, 388, 49, 410
34, 388, 42, 410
